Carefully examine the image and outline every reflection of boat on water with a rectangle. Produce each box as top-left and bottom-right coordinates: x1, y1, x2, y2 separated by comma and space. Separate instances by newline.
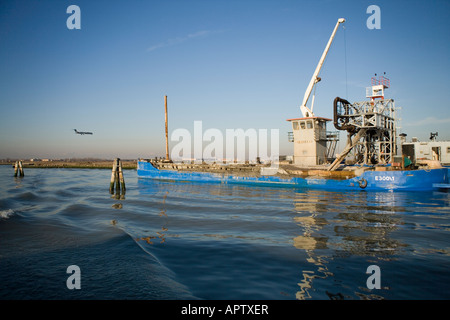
291, 190, 408, 299
137, 18, 449, 192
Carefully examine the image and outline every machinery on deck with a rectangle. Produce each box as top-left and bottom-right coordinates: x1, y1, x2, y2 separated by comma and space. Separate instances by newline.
328, 75, 398, 171
287, 17, 400, 170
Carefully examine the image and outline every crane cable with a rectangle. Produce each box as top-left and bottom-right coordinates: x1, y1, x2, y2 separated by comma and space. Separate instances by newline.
314, 23, 348, 108
343, 25, 348, 100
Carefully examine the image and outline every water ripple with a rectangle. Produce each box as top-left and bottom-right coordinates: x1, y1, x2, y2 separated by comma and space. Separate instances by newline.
0, 166, 449, 299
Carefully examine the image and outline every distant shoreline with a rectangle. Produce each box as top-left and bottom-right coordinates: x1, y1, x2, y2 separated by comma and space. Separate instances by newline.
0, 160, 137, 169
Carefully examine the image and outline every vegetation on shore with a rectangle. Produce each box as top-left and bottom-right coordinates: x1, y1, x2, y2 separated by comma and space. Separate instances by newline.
0, 159, 137, 169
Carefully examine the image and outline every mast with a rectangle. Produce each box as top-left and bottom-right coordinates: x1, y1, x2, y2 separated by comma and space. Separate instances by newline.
164, 95, 170, 161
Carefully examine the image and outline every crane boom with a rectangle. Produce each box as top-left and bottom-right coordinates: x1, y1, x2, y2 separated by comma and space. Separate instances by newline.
300, 18, 345, 118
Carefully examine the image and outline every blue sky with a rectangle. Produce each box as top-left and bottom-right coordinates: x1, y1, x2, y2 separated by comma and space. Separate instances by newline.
0, 0, 449, 159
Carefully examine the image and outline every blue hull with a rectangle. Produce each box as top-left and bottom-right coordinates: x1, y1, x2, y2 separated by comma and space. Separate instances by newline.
137, 161, 449, 192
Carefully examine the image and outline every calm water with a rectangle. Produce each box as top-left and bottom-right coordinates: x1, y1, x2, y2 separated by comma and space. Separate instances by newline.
0, 165, 449, 300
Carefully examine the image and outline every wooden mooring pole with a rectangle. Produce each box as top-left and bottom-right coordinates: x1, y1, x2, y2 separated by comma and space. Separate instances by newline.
109, 159, 117, 193
109, 158, 125, 195
118, 160, 126, 192
14, 160, 24, 177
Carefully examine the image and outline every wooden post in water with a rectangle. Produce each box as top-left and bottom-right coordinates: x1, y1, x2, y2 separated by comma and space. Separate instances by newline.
14, 160, 24, 177
115, 159, 120, 194
118, 159, 126, 193
164, 95, 170, 162
109, 159, 118, 194
109, 158, 125, 196
19, 160, 24, 176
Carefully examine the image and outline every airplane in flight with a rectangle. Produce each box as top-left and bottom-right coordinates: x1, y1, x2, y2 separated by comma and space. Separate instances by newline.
73, 129, 93, 135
